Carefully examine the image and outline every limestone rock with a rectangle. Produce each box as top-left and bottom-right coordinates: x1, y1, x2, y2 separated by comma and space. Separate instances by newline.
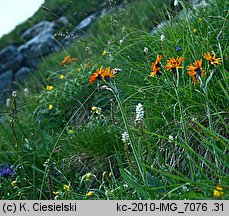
0, 45, 23, 73
15, 67, 31, 83
0, 70, 13, 93
22, 21, 55, 41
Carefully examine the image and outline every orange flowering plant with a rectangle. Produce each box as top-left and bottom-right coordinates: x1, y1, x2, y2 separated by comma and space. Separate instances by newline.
89, 66, 121, 84
187, 59, 205, 86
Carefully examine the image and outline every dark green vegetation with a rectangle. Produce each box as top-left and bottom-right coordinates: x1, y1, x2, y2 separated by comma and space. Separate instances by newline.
0, 0, 228, 199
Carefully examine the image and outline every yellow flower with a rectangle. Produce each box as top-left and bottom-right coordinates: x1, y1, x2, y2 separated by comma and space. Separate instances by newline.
91, 106, 97, 111
63, 185, 70, 191
193, 28, 197, 33
102, 50, 108, 56
216, 185, 223, 191
11, 180, 17, 187
68, 129, 74, 134
213, 185, 224, 198
48, 104, 54, 110
53, 191, 59, 195
60, 74, 65, 79
91, 106, 102, 115
86, 191, 94, 197
46, 85, 54, 91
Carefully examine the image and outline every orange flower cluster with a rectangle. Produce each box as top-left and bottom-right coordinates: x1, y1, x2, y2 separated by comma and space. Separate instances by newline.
89, 67, 121, 84
150, 55, 184, 77
61, 55, 77, 66
149, 52, 221, 86
187, 52, 221, 85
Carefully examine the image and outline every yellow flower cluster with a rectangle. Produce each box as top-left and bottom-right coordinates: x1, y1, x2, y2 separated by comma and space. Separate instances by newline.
213, 185, 224, 198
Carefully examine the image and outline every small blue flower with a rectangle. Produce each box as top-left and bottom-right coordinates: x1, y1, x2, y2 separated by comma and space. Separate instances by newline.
175, 46, 182, 51
0, 163, 16, 177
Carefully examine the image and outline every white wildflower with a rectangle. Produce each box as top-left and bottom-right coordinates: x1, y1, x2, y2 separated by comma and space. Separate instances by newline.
144, 47, 148, 54
121, 132, 129, 144
174, 0, 179, 6
43, 159, 50, 167
12, 91, 17, 97
160, 34, 165, 42
191, 117, 197, 122
168, 135, 174, 143
135, 103, 144, 122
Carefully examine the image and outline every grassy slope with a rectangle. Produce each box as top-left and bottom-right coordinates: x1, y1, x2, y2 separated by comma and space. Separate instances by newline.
0, 0, 228, 200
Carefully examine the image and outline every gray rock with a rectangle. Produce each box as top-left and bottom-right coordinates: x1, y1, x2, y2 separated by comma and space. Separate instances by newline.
19, 25, 60, 61
0, 45, 23, 73
0, 70, 13, 93
22, 21, 55, 41
22, 58, 40, 69
3, 52, 23, 72
75, 13, 98, 31
54, 16, 68, 28
14, 67, 31, 83
0, 63, 6, 75
0, 45, 17, 61
73, 9, 108, 32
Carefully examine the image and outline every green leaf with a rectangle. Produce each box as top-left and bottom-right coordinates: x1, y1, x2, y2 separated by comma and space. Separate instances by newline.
120, 169, 149, 199
146, 172, 167, 193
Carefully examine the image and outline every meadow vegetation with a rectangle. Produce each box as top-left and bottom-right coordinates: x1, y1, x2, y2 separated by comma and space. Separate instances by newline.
0, 0, 228, 199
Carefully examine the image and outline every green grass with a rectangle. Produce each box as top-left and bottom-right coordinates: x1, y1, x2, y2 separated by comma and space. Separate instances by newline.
0, 0, 228, 200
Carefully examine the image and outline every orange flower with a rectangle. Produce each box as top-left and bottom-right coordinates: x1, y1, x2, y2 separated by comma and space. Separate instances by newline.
61, 55, 77, 66
89, 67, 120, 84
89, 66, 104, 84
203, 52, 222, 67
150, 55, 162, 77
165, 56, 184, 73
187, 59, 205, 85
103, 67, 116, 81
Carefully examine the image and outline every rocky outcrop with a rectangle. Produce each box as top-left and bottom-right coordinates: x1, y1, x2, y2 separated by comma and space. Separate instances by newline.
0, 70, 13, 96
0, 2, 124, 101
0, 45, 23, 75
0, 18, 67, 101
15, 67, 31, 83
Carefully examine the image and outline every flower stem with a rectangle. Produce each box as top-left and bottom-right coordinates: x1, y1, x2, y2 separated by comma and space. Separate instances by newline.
202, 85, 220, 175
174, 69, 194, 180
109, 82, 146, 183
